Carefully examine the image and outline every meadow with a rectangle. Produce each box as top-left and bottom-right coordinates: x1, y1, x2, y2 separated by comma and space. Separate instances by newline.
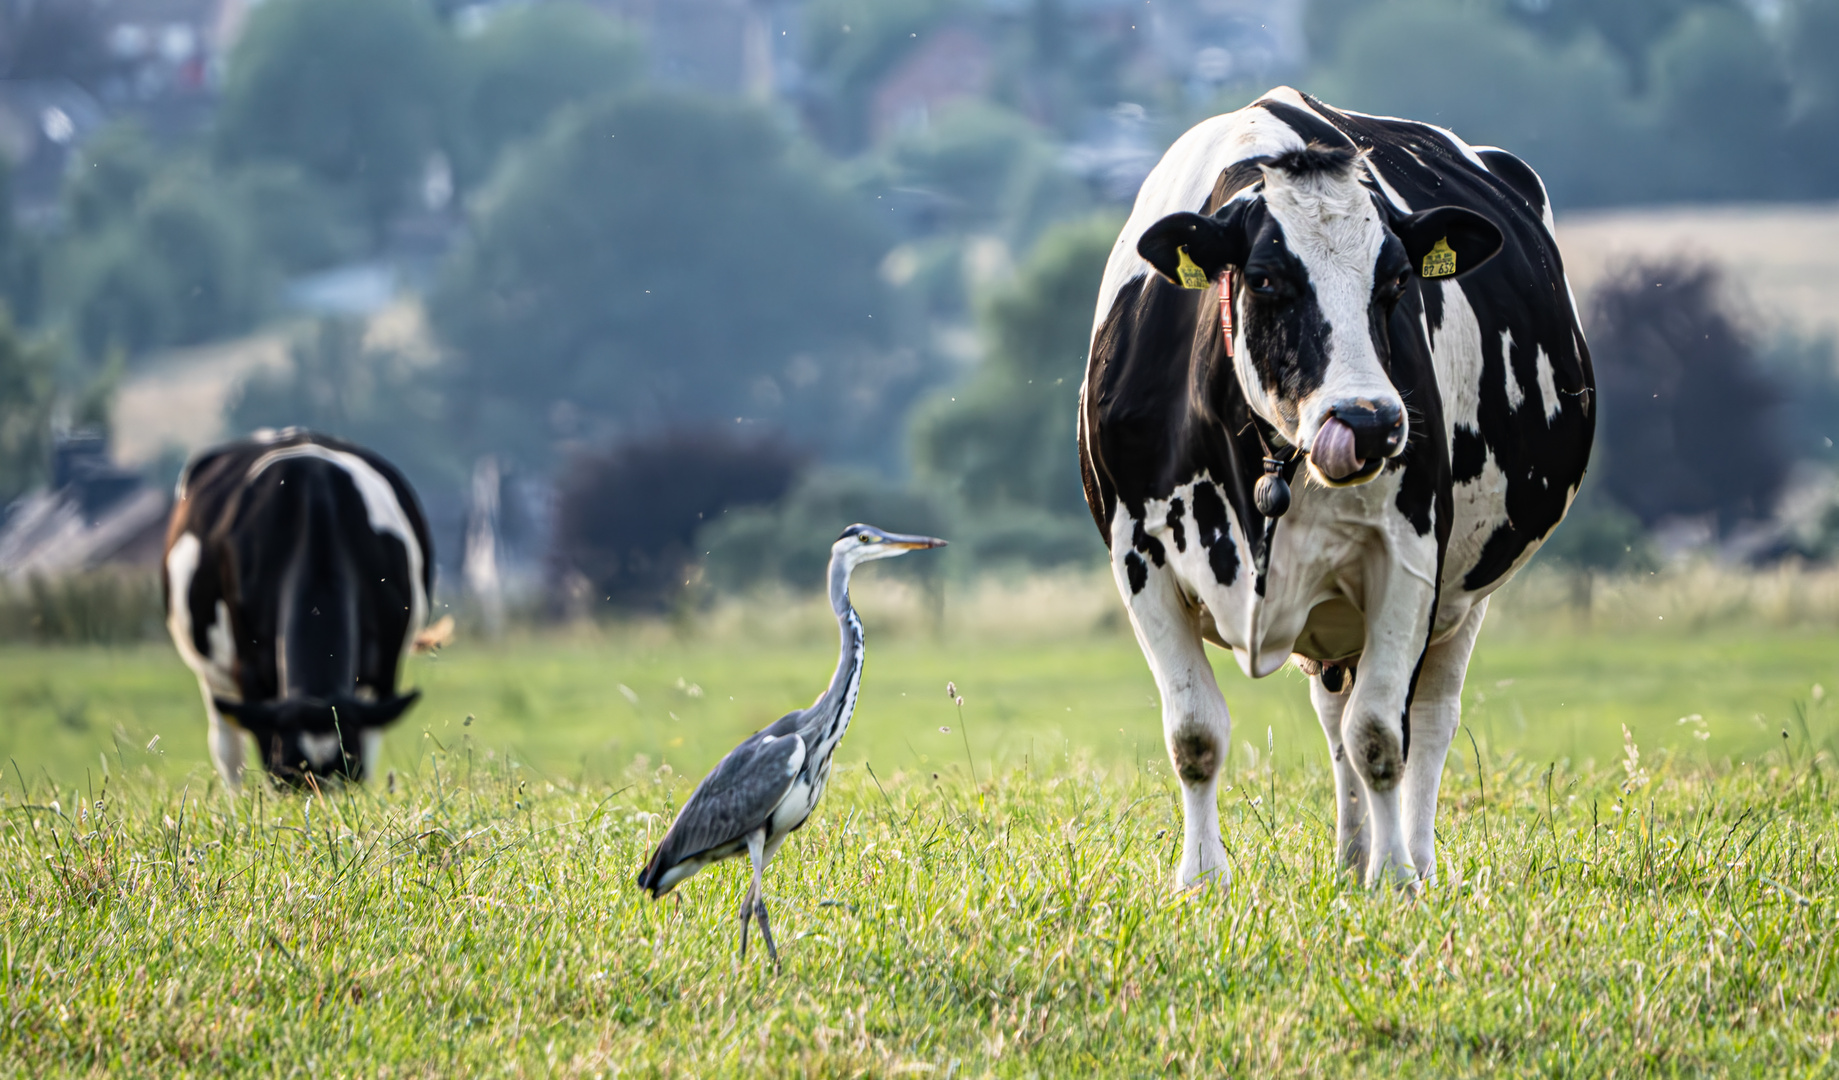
3, 567, 1839, 1075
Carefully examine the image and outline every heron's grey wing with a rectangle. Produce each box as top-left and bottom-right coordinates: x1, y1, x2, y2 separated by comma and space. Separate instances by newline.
649, 724, 808, 869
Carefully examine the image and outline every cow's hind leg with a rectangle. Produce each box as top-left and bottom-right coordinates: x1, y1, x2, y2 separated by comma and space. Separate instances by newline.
1116, 552, 1232, 889
1310, 667, 1367, 875
1402, 597, 1489, 883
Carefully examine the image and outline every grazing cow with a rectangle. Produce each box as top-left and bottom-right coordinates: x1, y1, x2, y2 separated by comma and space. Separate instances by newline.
163, 430, 433, 786
1080, 89, 1594, 886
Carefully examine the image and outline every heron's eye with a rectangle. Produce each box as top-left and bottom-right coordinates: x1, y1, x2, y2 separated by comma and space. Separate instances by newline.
858, 534, 873, 544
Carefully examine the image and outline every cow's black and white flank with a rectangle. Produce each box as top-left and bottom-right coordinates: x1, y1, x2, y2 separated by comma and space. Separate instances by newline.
162, 430, 433, 786
1080, 88, 1594, 886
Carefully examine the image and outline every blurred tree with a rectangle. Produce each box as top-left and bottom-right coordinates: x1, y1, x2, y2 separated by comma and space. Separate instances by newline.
215, 0, 454, 237
228, 318, 460, 494
1781, 0, 1839, 194
56, 173, 268, 361
1310, 0, 1646, 207
225, 164, 367, 275
0, 0, 114, 87
430, 92, 904, 469
0, 306, 58, 502
0, 159, 38, 325
1757, 331, 1839, 466
1536, 488, 1657, 573
1647, 5, 1793, 200
61, 124, 162, 237
699, 469, 950, 593
880, 101, 1085, 242
553, 429, 804, 611
911, 214, 1116, 518
1588, 260, 1788, 529
801, 0, 964, 150
1534, 484, 1657, 617
451, 1, 644, 188
1511, 0, 1737, 90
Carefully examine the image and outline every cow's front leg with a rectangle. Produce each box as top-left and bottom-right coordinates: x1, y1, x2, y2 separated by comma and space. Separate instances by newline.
202, 684, 247, 790
1401, 596, 1488, 882
1309, 668, 1366, 873
1341, 552, 1438, 888
1114, 547, 1232, 888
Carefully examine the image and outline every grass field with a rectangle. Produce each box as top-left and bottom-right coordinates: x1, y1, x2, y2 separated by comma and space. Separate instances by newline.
4, 570, 1839, 1075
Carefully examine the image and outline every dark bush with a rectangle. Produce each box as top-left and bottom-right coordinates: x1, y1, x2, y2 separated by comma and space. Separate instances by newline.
1588, 259, 1788, 530
553, 429, 804, 611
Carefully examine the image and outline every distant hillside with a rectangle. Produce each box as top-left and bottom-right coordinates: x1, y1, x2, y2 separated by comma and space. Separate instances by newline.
1557, 203, 1839, 342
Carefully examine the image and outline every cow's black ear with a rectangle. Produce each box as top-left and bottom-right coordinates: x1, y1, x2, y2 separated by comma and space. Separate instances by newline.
362, 690, 420, 728
213, 697, 273, 731
1138, 203, 1251, 288
1394, 205, 1502, 281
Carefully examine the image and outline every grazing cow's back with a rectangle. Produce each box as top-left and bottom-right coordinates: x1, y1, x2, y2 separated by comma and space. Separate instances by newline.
1081, 88, 1594, 886
163, 430, 433, 785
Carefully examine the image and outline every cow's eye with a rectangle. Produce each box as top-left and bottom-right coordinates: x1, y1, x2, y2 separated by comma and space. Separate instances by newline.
1248, 274, 1274, 294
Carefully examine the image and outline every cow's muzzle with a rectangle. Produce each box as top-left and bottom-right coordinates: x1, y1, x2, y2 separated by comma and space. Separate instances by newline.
1311, 401, 1404, 484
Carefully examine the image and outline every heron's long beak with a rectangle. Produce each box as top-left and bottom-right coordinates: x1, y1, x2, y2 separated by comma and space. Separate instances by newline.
887, 534, 947, 550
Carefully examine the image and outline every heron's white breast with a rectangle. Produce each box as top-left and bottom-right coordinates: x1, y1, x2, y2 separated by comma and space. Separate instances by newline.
769, 776, 821, 841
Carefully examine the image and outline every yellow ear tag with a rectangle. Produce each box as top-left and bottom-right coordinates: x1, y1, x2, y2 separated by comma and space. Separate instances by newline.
1421, 237, 1457, 278
1174, 246, 1210, 290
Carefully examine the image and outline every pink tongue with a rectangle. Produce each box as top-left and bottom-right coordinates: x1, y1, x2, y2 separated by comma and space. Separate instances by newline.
1312, 417, 1365, 480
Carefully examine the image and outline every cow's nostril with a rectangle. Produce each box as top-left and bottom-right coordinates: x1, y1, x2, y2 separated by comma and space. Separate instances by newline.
1328, 400, 1405, 461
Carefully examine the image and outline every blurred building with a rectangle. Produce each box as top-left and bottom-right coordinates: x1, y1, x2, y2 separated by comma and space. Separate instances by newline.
0, 0, 239, 216
589, 0, 797, 98
869, 23, 994, 142
0, 432, 169, 581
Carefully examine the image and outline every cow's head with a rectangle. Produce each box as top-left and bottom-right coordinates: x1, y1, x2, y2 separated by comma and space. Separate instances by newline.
214, 692, 419, 784
1138, 145, 1501, 487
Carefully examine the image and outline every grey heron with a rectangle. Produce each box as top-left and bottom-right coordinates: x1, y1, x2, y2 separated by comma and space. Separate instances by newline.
635, 523, 946, 965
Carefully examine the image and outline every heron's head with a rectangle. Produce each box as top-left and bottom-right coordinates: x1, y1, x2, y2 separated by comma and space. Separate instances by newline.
833, 524, 947, 567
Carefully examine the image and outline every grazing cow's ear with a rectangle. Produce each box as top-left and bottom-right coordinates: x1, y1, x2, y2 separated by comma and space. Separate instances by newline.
1138, 202, 1252, 287
213, 697, 275, 732
359, 690, 420, 728
1393, 206, 1502, 281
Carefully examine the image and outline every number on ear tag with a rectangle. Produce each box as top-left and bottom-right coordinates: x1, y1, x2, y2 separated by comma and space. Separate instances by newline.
1175, 246, 1210, 290
1421, 237, 1457, 278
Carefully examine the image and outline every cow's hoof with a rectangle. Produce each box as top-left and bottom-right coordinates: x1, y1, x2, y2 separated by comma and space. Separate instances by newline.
1175, 847, 1231, 891
1363, 855, 1419, 891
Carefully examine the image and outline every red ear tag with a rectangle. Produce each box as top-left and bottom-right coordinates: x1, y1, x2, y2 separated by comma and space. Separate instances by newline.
1218, 269, 1234, 357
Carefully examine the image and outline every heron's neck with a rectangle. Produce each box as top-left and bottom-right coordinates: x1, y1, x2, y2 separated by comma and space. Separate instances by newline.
802, 553, 866, 763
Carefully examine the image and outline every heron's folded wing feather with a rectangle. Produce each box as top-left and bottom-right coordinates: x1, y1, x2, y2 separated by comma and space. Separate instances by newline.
652, 728, 807, 865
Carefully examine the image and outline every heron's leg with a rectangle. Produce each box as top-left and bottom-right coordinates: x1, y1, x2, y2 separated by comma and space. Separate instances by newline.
737, 877, 753, 960
746, 828, 779, 968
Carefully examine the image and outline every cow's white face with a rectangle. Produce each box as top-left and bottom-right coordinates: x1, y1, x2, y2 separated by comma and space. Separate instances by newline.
1138, 146, 1503, 487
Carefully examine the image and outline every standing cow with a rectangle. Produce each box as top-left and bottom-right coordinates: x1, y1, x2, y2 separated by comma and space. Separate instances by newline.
163, 430, 433, 786
1080, 89, 1594, 887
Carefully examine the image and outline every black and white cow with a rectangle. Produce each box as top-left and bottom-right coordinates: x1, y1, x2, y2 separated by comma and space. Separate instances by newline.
163, 430, 433, 786
1081, 88, 1594, 887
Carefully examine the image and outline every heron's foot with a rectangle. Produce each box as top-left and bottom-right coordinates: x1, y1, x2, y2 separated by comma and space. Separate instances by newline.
755, 898, 780, 970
